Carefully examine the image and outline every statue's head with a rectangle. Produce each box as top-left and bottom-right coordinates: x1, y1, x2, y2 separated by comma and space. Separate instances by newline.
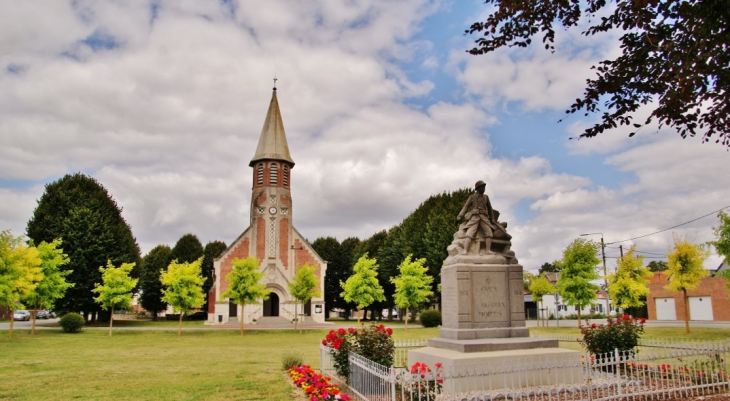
475, 180, 486, 194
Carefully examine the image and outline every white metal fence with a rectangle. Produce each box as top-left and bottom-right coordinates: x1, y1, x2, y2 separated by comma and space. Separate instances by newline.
321, 337, 730, 401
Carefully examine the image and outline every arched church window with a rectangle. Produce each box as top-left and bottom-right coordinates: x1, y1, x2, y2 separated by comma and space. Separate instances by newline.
257, 163, 264, 185
283, 165, 289, 188
269, 162, 278, 185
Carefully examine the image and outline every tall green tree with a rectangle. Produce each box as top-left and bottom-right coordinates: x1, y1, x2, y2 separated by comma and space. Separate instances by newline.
313, 237, 352, 317
26, 173, 141, 320
138, 245, 171, 320
665, 235, 710, 334
709, 210, 730, 262
0, 230, 42, 338
376, 226, 407, 320
201, 240, 227, 311
93, 261, 138, 337
170, 233, 204, 264
467, 0, 730, 146
220, 257, 269, 336
538, 262, 560, 274
340, 254, 385, 325
23, 239, 72, 335
288, 263, 321, 333
555, 238, 601, 327
355, 230, 389, 320
529, 274, 555, 321
647, 260, 669, 272
390, 255, 433, 330
161, 257, 206, 337
608, 245, 652, 311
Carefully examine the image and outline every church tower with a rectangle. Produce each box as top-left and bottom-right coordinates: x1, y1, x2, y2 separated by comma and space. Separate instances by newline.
208, 85, 327, 325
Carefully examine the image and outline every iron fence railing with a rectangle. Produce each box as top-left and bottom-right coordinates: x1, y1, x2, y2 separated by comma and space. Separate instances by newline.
322, 337, 730, 401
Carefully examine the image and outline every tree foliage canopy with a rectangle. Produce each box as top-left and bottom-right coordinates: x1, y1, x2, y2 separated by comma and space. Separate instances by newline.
467, 0, 730, 146
289, 263, 322, 305
528, 274, 555, 303
220, 257, 269, 307
608, 245, 652, 309
313, 236, 358, 314
647, 260, 669, 272
23, 239, 72, 312
340, 254, 385, 314
555, 238, 601, 325
391, 255, 433, 310
390, 255, 433, 328
138, 245, 171, 316
161, 257, 206, 314
665, 235, 710, 293
201, 240, 227, 298
93, 260, 137, 312
170, 233, 204, 265
0, 230, 42, 310
26, 173, 141, 316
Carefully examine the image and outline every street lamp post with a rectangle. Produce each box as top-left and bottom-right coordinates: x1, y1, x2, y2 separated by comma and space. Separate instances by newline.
580, 232, 612, 317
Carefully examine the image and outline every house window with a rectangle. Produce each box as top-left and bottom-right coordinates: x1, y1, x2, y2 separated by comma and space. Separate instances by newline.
257, 163, 264, 185
283, 165, 289, 188
269, 163, 278, 185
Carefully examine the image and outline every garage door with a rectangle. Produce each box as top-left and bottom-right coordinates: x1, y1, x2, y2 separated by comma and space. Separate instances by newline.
688, 296, 713, 321
655, 298, 676, 320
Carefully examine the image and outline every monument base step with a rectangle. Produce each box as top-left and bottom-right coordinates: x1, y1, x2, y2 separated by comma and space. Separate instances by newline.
440, 326, 530, 340
427, 337, 558, 353
409, 346, 583, 394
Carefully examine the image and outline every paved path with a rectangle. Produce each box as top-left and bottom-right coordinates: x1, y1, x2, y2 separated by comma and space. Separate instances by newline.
4, 318, 730, 331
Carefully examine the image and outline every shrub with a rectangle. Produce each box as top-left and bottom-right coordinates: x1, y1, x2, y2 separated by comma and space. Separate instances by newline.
322, 323, 394, 382
281, 351, 304, 370
59, 313, 85, 333
419, 310, 441, 327
580, 315, 645, 357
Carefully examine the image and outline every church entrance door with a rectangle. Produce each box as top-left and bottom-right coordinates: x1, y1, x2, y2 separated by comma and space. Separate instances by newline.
263, 293, 280, 317
229, 300, 237, 317
304, 300, 311, 316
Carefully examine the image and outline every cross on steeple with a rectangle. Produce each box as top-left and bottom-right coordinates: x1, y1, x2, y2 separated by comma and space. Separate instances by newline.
273, 76, 277, 90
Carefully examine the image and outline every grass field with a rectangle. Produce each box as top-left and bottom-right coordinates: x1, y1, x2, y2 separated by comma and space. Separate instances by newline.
2, 324, 729, 400
0, 323, 439, 401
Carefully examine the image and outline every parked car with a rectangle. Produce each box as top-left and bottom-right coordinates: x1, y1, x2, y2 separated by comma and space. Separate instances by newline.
48, 311, 56, 318
13, 310, 31, 321
36, 310, 49, 319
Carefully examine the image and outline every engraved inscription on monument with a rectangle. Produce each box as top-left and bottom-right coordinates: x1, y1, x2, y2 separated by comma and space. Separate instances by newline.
472, 271, 508, 323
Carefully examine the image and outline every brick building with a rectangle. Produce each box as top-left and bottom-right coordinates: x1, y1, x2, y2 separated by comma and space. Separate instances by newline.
207, 87, 327, 325
647, 264, 730, 322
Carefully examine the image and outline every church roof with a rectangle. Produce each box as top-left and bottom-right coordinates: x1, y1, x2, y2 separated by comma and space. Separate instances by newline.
249, 88, 295, 167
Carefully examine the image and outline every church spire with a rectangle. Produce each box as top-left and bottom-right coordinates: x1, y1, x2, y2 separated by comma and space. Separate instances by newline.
249, 86, 294, 167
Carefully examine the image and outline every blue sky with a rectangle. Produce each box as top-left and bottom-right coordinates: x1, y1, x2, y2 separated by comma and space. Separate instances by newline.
0, 0, 727, 272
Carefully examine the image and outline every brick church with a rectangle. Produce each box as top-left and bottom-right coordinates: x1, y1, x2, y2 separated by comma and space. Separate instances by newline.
207, 86, 327, 325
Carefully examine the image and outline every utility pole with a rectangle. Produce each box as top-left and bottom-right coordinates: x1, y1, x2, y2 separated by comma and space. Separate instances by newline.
619, 245, 624, 259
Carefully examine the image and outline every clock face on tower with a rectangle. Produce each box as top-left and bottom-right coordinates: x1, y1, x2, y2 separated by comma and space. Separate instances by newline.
269, 207, 277, 215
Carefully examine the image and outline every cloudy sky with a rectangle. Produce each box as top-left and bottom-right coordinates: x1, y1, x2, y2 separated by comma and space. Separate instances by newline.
1, 0, 728, 273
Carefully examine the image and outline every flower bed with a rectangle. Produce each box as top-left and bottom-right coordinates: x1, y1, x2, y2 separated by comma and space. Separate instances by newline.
287, 364, 351, 401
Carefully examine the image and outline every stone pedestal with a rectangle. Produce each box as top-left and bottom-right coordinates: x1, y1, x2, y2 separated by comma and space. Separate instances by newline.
409, 254, 582, 393
408, 347, 583, 394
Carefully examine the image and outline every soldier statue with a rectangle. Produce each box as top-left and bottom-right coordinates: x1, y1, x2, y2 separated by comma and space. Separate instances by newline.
457, 180, 511, 255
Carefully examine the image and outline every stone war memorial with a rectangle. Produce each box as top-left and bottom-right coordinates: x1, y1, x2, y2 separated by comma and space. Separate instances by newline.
409, 180, 582, 392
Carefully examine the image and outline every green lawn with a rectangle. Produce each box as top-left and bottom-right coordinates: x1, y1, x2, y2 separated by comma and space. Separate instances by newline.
0, 325, 439, 401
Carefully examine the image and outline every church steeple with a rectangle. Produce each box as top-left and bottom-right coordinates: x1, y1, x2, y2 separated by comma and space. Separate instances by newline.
249, 87, 294, 167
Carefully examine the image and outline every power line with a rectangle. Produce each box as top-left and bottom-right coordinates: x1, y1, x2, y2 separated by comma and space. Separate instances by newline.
606, 205, 730, 245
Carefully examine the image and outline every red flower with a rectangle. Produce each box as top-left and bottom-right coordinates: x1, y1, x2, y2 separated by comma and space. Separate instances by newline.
641, 318, 646, 324
622, 314, 630, 320
337, 328, 346, 336
591, 323, 596, 328
321, 339, 327, 346
386, 328, 393, 335
348, 327, 355, 334
435, 362, 442, 368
